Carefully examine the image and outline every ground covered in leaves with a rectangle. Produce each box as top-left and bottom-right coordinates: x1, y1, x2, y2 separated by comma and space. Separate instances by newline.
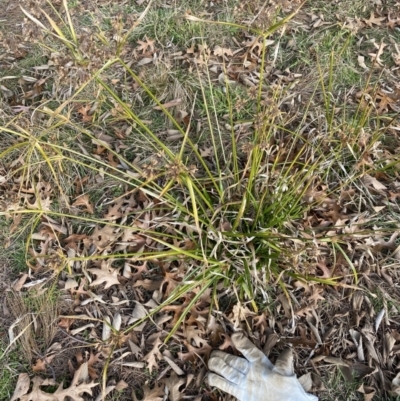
1, 0, 400, 400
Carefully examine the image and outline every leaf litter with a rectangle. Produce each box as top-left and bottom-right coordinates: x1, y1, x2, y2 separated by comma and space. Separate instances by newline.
2, 0, 400, 400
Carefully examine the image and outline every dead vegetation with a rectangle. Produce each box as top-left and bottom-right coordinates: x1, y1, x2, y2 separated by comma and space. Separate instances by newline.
1, 0, 400, 400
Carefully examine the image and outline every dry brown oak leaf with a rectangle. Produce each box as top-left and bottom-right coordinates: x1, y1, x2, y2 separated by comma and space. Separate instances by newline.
132, 384, 164, 401
11, 362, 98, 401
89, 265, 121, 289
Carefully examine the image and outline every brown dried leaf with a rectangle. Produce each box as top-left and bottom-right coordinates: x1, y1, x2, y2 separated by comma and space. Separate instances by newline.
207, 315, 223, 347
309, 286, 325, 303
136, 36, 155, 54
185, 326, 206, 347
357, 55, 368, 70
361, 174, 387, 191
103, 199, 124, 221
368, 41, 387, 66
89, 264, 120, 289
153, 99, 181, 110
316, 260, 332, 278
72, 194, 94, 214
90, 225, 119, 251
134, 278, 163, 291
10, 373, 30, 401
200, 147, 214, 157
364, 232, 398, 252
137, 57, 153, 66
231, 303, 256, 328
77, 105, 93, 123
165, 374, 186, 401
363, 12, 385, 27
213, 46, 233, 58
52, 362, 98, 400
143, 337, 163, 372
178, 341, 212, 363
10, 213, 22, 234
160, 270, 183, 298
25, 195, 52, 211
163, 354, 185, 376
387, 13, 400, 29
32, 354, 55, 372
392, 372, 400, 394
13, 274, 29, 291
74, 351, 102, 380
357, 384, 376, 401
19, 376, 56, 401
252, 313, 268, 335
13, 362, 97, 401
298, 372, 313, 392
132, 384, 164, 401
115, 380, 129, 391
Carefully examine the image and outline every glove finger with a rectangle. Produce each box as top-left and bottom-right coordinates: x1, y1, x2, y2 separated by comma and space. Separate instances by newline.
232, 332, 271, 365
274, 348, 294, 376
209, 350, 249, 374
207, 372, 238, 397
208, 355, 245, 384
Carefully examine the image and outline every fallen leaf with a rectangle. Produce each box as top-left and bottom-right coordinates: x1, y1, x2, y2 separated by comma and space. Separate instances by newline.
213, 46, 233, 58
357, 383, 375, 401
32, 352, 57, 372
136, 36, 155, 53
10, 373, 30, 401
165, 374, 186, 401
143, 337, 163, 372
13, 274, 29, 291
357, 55, 368, 70
178, 341, 212, 363
115, 380, 129, 391
137, 57, 153, 66
89, 264, 121, 289
316, 260, 332, 278
231, 303, 256, 328
52, 362, 98, 400
200, 147, 214, 157
392, 372, 400, 395
19, 376, 56, 401
163, 354, 185, 376
132, 384, 164, 401
90, 225, 119, 251
153, 99, 182, 110
12, 362, 97, 401
361, 174, 386, 191
77, 105, 93, 123
368, 41, 387, 66
298, 372, 313, 392
363, 12, 385, 27
387, 13, 400, 29
72, 194, 94, 214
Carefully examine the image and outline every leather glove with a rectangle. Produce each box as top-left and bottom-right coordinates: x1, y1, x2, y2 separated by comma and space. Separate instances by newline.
208, 333, 318, 401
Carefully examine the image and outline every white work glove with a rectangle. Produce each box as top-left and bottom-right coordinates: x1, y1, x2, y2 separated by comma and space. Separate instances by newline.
208, 333, 318, 401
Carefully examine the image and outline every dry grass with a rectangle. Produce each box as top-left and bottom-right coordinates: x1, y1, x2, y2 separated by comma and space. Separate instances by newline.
6, 287, 59, 362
